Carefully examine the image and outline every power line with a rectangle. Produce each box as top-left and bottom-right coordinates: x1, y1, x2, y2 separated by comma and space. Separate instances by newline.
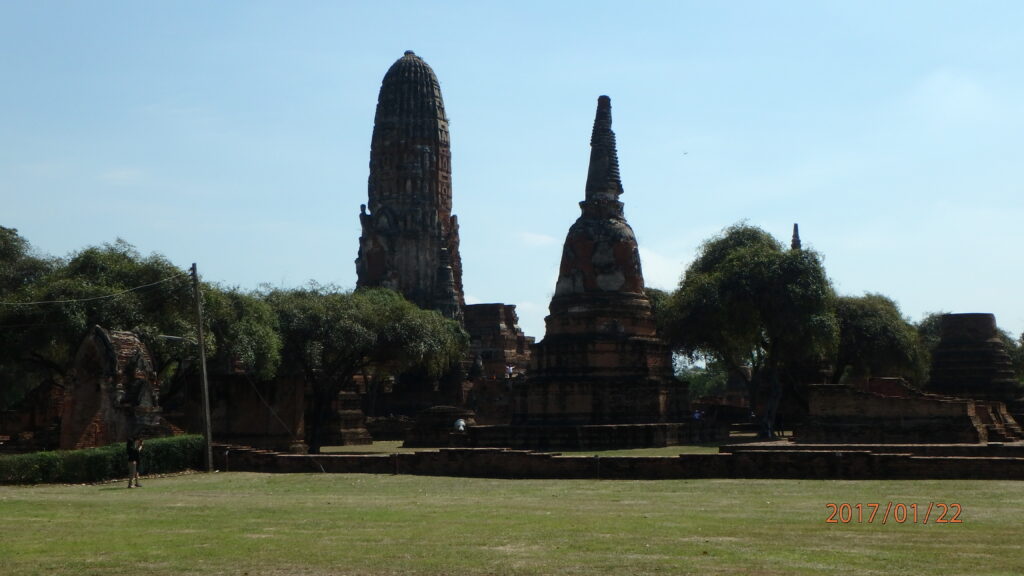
0, 272, 190, 307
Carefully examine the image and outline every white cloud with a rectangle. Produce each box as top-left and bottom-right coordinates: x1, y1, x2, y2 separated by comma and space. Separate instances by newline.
638, 246, 685, 290
518, 231, 559, 247
904, 69, 995, 126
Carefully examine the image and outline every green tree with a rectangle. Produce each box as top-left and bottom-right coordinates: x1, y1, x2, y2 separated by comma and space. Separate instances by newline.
203, 287, 282, 381
0, 226, 56, 296
0, 238, 193, 408
676, 361, 730, 400
833, 294, 927, 385
151, 284, 286, 418
663, 224, 838, 436
0, 227, 60, 407
263, 285, 467, 452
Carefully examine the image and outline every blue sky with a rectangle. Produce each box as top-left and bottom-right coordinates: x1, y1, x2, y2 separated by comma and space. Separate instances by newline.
3, 1, 1022, 340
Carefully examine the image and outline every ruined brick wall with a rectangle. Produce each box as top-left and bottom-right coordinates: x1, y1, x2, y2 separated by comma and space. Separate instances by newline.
464, 303, 533, 379
214, 444, 1024, 480
199, 375, 307, 452
798, 384, 985, 444
463, 303, 534, 423
59, 326, 168, 449
0, 379, 64, 452
928, 313, 1022, 406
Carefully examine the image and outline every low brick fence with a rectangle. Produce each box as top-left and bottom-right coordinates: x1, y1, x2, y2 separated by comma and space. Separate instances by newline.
213, 444, 1024, 480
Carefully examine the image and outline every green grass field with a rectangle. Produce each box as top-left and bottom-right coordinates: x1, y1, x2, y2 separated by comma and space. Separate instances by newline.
1, 472, 1021, 575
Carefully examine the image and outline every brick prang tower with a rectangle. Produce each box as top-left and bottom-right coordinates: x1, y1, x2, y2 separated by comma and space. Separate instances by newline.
356, 50, 465, 321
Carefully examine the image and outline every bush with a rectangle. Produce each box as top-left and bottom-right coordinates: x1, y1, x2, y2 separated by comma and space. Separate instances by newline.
0, 434, 205, 485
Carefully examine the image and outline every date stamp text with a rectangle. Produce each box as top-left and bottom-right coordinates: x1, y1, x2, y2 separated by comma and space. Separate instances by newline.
826, 502, 962, 524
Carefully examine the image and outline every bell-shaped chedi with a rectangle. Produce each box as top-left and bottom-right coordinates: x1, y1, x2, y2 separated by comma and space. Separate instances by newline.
928, 313, 1023, 408
356, 50, 465, 321
521, 96, 681, 426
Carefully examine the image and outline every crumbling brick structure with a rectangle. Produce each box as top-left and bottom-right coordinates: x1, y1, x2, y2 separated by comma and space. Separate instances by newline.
0, 378, 63, 453
517, 96, 683, 429
354, 51, 534, 420
463, 303, 533, 424
468, 97, 687, 450
928, 313, 1023, 416
59, 325, 171, 449
797, 379, 1023, 444
356, 50, 464, 321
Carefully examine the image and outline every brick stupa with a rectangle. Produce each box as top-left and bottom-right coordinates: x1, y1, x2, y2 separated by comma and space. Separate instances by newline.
928, 313, 1023, 415
469, 97, 687, 449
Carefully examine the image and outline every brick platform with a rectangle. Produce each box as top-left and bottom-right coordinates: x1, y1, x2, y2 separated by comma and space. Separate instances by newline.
214, 441, 1024, 480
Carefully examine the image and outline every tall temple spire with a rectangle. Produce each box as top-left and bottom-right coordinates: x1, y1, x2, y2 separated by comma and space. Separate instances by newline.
355, 50, 464, 321
791, 223, 802, 251
519, 95, 680, 432
584, 95, 624, 203
552, 96, 644, 299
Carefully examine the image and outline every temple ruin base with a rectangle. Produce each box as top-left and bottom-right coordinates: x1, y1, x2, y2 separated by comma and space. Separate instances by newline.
468, 421, 726, 451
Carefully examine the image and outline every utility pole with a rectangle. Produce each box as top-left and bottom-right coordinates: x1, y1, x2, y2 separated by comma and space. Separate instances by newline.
190, 263, 214, 472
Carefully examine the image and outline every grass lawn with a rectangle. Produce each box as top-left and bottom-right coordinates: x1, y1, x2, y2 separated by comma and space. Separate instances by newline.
1, 473, 1022, 575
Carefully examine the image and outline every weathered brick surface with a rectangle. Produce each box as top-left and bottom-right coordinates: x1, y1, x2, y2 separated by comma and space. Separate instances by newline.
183, 375, 307, 452
356, 51, 464, 321
928, 314, 1023, 412
799, 382, 1023, 444
213, 444, 1024, 480
515, 97, 684, 442
463, 303, 534, 424
59, 326, 170, 449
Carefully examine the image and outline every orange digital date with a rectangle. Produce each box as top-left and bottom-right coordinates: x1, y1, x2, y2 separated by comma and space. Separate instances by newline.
825, 502, 963, 524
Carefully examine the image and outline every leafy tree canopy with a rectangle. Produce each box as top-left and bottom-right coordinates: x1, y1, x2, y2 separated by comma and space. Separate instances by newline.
0, 238, 197, 409
664, 223, 837, 378
833, 294, 926, 385
262, 284, 467, 451
0, 226, 57, 295
264, 285, 467, 386
203, 287, 282, 382
663, 223, 837, 435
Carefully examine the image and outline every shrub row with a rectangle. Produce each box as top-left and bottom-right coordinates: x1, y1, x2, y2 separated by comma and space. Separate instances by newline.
0, 435, 205, 485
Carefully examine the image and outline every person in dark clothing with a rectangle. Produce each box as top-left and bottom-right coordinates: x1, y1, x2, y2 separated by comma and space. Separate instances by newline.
126, 436, 143, 488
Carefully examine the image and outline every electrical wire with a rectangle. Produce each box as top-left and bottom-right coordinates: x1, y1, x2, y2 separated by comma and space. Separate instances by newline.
244, 373, 296, 438
0, 272, 190, 307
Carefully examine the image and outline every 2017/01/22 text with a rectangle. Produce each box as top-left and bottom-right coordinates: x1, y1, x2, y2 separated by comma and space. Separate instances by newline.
825, 502, 962, 524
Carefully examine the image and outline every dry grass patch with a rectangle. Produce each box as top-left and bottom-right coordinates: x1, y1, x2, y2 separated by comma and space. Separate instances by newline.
0, 473, 1021, 575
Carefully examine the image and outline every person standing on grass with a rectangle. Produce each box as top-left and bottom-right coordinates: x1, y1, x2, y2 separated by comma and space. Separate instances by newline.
126, 436, 143, 488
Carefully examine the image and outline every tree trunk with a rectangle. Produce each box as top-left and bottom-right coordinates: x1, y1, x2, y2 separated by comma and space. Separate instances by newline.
307, 383, 332, 454
761, 367, 783, 439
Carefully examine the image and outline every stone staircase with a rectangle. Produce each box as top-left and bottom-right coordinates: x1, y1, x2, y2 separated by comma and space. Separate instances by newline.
975, 402, 1024, 443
